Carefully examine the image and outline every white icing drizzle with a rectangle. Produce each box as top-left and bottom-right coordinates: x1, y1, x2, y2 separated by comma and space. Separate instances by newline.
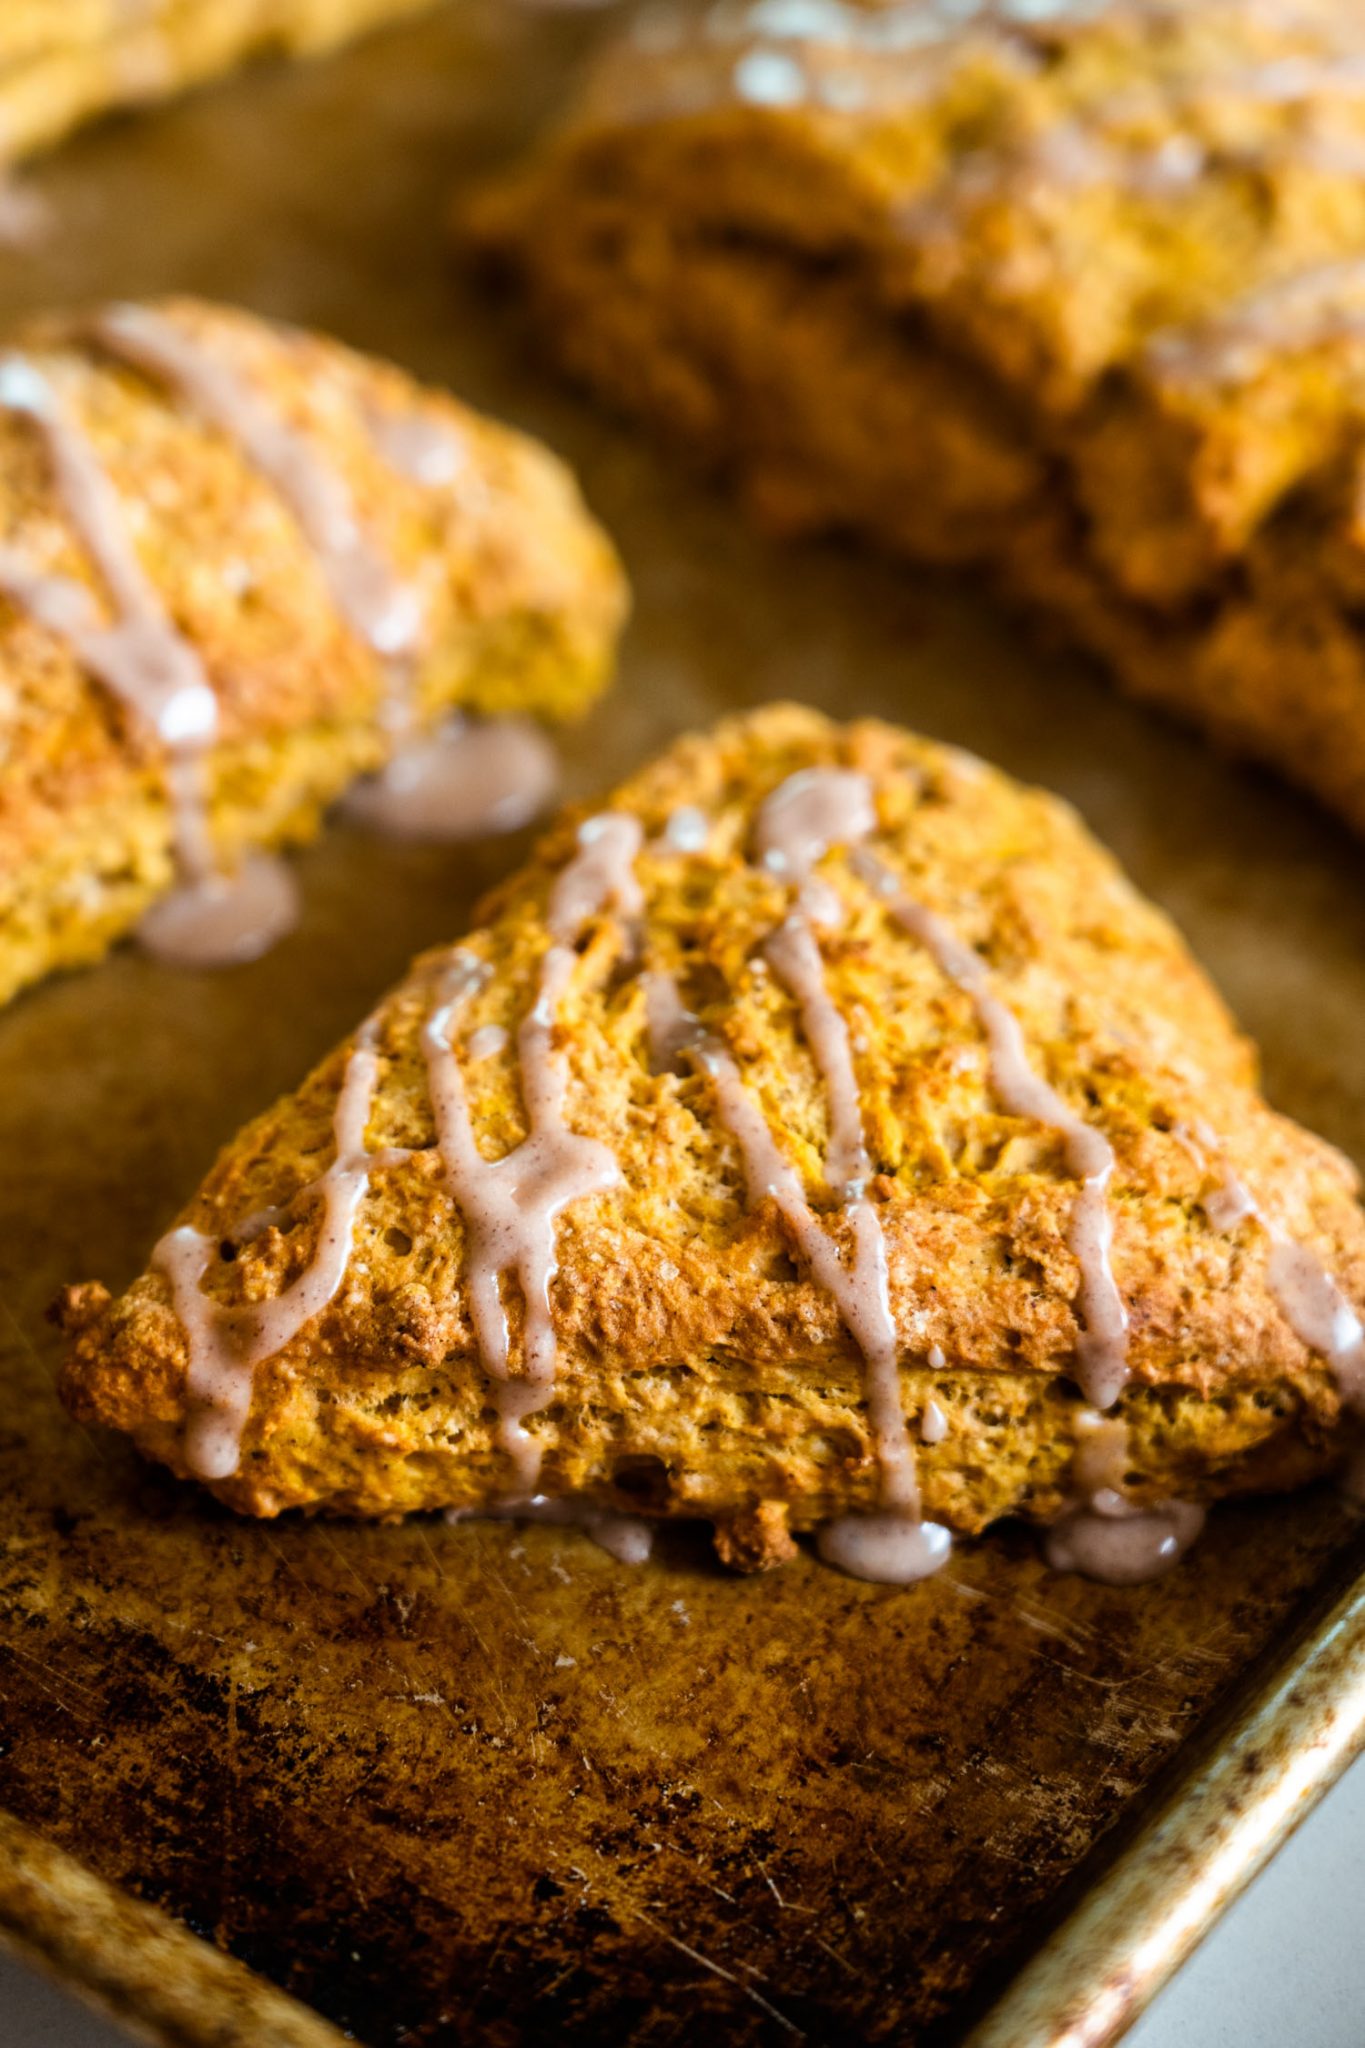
96, 306, 561, 850
754, 765, 875, 896
155, 1020, 408, 1480
646, 765, 948, 1584
340, 716, 559, 843
0, 350, 302, 963
698, 1029, 925, 1515
1045, 1409, 1204, 1585
764, 915, 867, 1189
421, 816, 642, 1486
92, 304, 422, 660
550, 811, 646, 936
1183, 1124, 1365, 1413
0, 352, 218, 867
751, 771, 927, 1527
856, 849, 1130, 1410
447, 1495, 654, 1565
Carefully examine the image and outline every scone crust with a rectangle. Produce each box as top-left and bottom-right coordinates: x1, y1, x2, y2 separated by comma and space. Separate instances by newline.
60, 705, 1365, 1533
466, 0, 1365, 835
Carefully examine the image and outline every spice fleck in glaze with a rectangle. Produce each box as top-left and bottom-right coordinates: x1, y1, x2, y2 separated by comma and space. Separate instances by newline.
0, 296, 626, 1004
467, 0, 1365, 840
58, 707, 1365, 1573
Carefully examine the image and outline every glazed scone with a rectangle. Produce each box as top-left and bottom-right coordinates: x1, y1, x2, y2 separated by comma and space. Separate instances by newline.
467, 0, 1365, 836
0, 1, 438, 163
59, 706, 1365, 1574
0, 296, 626, 1007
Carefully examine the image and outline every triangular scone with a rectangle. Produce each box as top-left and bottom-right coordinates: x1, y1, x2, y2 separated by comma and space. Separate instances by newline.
60, 706, 1365, 1563
0, 296, 625, 1005
0, 1, 439, 164
466, 0, 1365, 836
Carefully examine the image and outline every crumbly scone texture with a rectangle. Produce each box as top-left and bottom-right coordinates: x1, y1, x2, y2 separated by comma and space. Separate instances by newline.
0, 295, 627, 1006
467, 0, 1365, 836
0, 0, 439, 162
59, 705, 1365, 1548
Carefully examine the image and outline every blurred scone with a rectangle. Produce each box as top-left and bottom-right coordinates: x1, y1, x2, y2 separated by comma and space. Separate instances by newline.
0, 296, 625, 1006
0, 1, 439, 162
468, 0, 1365, 835
59, 706, 1365, 1565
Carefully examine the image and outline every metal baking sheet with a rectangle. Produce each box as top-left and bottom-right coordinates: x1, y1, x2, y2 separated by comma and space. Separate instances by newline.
2, 8, 1365, 2044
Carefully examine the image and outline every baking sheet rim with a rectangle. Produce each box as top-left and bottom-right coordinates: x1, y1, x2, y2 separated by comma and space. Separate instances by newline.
4, 1539, 1364, 2048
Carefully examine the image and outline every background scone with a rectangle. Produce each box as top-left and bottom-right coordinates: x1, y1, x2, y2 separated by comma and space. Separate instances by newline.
60, 705, 1365, 1570
468, 0, 1365, 837
0, 295, 626, 1007
0, 0, 439, 164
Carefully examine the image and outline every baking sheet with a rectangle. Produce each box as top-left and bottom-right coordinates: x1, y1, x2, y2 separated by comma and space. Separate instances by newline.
2, 7, 1365, 2043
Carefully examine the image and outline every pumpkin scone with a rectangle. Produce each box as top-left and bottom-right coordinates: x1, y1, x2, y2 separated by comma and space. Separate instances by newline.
0, 295, 626, 1006
467, 0, 1365, 837
59, 705, 1365, 1583
0, 0, 438, 164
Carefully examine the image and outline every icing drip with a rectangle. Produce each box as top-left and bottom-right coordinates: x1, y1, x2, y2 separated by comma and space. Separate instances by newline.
1266, 1242, 1365, 1406
698, 1031, 923, 1515
136, 853, 301, 968
1184, 1124, 1365, 1413
816, 1512, 953, 1584
1045, 1411, 1204, 1584
156, 1021, 407, 1480
691, 767, 949, 1580
0, 351, 301, 962
920, 1398, 948, 1445
856, 850, 1130, 1409
1046, 1496, 1205, 1586
422, 816, 642, 1486
448, 1495, 654, 1565
340, 716, 559, 842
92, 304, 422, 661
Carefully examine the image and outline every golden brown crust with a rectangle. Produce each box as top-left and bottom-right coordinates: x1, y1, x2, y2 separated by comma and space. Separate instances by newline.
0, 295, 627, 1005
59, 705, 1365, 1536
0, 1, 439, 163
465, 0, 1365, 835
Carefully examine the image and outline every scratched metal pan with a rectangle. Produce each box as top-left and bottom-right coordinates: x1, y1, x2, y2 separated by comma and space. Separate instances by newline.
2, 8, 1365, 2045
